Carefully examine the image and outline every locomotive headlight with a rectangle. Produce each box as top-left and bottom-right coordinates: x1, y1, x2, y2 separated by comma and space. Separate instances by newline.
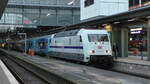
106, 50, 112, 54
89, 50, 95, 54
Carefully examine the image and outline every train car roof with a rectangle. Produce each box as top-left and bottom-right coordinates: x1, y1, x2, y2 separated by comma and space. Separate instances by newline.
54, 29, 80, 38
28, 35, 52, 40
53, 29, 108, 38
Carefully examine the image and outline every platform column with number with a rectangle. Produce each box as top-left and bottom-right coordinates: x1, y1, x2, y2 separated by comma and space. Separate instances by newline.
147, 19, 150, 60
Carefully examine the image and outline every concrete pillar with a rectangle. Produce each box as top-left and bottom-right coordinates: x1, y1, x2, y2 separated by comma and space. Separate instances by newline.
121, 28, 128, 57
147, 19, 150, 60
112, 26, 121, 57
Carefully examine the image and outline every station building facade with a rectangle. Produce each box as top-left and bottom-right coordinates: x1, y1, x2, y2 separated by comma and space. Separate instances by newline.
128, 0, 150, 53
80, 0, 150, 57
129, 0, 150, 10
80, 0, 129, 21
0, 0, 80, 29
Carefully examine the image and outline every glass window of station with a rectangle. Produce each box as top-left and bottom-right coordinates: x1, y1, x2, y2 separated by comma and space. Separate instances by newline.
129, 0, 150, 9
84, 0, 94, 7
128, 27, 147, 52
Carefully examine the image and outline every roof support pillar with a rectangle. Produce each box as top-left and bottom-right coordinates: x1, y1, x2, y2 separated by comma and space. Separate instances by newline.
147, 19, 150, 60
121, 27, 128, 57
0, 0, 8, 19
112, 26, 122, 57
112, 26, 129, 58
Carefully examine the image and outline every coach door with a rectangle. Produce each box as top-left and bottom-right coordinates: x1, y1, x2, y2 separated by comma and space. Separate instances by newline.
77, 35, 84, 61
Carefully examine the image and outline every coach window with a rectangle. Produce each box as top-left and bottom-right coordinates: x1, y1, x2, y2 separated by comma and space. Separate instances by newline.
49, 39, 52, 43
38, 42, 42, 47
45, 42, 48, 47
39, 42, 47, 48
36, 42, 38, 47
29, 42, 32, 48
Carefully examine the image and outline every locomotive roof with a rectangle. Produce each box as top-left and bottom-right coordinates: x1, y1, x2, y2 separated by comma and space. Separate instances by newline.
54, 29, 80, 38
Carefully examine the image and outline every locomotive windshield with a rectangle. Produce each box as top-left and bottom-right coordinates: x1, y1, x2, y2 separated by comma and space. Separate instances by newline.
88, 34, 109, 42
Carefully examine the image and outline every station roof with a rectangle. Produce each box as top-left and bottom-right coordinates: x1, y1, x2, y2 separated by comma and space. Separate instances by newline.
0, 0, 8, 19
2, 5, 150, 41
53, 6, 150, 32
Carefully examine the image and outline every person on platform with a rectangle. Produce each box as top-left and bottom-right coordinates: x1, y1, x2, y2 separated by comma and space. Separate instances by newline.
139, 42, 144, 60
113, 43, 119, 59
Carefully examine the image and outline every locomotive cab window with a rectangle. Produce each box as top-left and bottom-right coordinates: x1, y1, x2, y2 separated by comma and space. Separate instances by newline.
88, 34, 108, 42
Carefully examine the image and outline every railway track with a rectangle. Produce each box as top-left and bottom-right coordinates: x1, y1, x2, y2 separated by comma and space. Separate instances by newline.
0, 49, 87, 84
109, 62, 150, 79
0, 51, 50, 84
1, 49, 150, 84
48, 56, 150, 80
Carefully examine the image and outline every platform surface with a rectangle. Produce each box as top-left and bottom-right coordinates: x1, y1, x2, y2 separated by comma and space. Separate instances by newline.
0, 59, 19, 84
117, 56, 150, 66
1, 49, 150, 84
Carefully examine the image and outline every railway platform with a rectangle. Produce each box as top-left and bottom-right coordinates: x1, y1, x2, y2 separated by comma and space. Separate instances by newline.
117, 56, 149, 65
113, 56, 150, 78
0, 59, 19, 84
1, 49, 150, 84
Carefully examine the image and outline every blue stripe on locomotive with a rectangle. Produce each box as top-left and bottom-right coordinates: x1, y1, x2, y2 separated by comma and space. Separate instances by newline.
49, 46, 83, 49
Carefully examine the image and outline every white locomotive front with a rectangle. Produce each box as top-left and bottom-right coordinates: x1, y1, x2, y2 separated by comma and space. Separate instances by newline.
79, 29, 112, 62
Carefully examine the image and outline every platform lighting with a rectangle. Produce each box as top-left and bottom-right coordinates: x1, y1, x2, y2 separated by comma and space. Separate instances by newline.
102, 24, 107, 26
144, 1, 150, 6
17, 14, 22, 18
130, 28, 143, 31
128, 18, 136, 22
146, 16, 150, 19
33, 20, 37, 23
114, 22, 120, 24
131, 31, 141, 34
67, 0, 75, 5
130, 38, 133, 41
46, 13, 51, 16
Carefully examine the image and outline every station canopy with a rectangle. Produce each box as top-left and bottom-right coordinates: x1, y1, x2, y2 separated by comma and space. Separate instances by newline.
0, 0, 8, 19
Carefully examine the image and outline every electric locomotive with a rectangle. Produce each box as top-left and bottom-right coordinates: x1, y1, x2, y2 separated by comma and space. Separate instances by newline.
49, 29, 113, 66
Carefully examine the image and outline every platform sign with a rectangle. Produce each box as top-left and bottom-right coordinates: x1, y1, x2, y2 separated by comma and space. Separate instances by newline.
130, 28, 143, 34
131, 31, 141, 34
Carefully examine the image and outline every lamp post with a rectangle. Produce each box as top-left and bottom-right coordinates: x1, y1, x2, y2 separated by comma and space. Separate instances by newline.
6, 27, 11, 50
18, 33, 27, 54
139, 0, 142, 7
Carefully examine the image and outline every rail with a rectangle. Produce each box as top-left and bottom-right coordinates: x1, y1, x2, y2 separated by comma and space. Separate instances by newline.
0, 49, 97, 84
